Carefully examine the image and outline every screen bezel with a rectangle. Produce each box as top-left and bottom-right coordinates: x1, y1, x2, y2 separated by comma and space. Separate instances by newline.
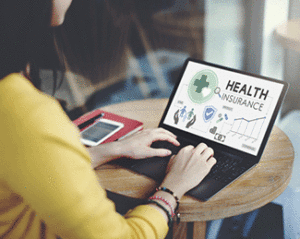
159, 58, 289, 162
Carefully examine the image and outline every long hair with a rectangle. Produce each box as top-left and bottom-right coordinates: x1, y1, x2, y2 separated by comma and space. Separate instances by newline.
0, 0, 53, 89
56, 0, 134, 82
0, 0, 134, 91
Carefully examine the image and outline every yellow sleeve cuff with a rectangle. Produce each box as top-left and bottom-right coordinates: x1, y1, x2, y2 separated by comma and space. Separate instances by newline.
125, 205, 169, 239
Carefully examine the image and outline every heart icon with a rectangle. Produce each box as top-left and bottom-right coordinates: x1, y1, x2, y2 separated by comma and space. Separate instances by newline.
202, 87, 211, 97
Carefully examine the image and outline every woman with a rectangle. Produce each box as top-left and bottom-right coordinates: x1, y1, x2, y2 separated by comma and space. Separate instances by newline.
0, 0, 216, 238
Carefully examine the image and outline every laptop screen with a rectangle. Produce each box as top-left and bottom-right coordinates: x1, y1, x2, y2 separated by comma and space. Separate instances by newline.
163, 60, 285, 156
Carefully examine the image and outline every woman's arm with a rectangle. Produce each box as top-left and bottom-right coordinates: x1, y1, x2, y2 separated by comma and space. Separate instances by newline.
147, 144, 216, 226
3, 96, 170, 239
2, 75, 215, 239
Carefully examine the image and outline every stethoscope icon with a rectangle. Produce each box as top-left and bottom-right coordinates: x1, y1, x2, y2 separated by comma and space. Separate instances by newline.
214, 87, 221, 98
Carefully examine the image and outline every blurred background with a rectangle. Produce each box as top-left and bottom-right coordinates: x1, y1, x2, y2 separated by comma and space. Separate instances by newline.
40, 0, 300, 238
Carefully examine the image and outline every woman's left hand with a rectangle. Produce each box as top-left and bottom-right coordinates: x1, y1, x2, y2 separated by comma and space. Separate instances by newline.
87, 128, 180, 168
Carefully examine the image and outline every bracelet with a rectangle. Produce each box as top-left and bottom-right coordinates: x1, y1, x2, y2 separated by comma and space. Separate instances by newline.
156, 187, 179, 210
148, 196, 175, 217
148, 199, 173, 228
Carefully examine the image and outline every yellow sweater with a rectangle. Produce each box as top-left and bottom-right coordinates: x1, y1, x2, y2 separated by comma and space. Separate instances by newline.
0, 74, 168, 239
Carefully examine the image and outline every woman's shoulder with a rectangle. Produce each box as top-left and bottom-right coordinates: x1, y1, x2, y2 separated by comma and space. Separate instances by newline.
0, 73, 85, 157
0, 73, 46, 109
0, 73, 75, 136
0, 73, 60, 113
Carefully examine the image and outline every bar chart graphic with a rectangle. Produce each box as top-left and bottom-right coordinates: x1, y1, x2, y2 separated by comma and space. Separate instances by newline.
228, 117, 266, 141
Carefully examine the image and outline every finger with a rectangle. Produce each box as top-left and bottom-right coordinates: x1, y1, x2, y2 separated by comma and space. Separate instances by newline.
153, 132, 180, 146
207, 157, 217, 168
201, 147, 214, 160
192, 143, 208, 155
138, 128, 180, 145
180, 145, 194, 152
164, 136, 180, 146
145, 148, 172, 158
177, 145, 195, 158
156, 128, 178, 139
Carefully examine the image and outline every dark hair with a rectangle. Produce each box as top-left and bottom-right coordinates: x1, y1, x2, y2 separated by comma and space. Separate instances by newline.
0, 0, 134, 91
56, 0, 134, 82
0, 0, 53, 89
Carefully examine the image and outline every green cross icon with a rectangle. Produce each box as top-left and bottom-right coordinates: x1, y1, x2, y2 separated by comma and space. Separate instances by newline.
194, 75, 209, 93
188, 70, 218, 104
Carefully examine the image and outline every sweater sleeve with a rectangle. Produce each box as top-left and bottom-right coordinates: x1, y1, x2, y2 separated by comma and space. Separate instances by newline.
0, 74, 168, 239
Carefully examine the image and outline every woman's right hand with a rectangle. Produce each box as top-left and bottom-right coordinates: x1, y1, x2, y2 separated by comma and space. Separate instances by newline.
160, 143, 217, 200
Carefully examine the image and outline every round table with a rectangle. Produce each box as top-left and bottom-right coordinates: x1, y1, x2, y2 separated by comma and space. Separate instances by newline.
95, 98, 294, 239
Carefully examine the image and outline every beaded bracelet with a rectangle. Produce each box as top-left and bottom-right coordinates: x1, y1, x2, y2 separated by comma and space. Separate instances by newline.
147, 199, 173, 228
156, 187, 179, 210
148, 196, 175, 217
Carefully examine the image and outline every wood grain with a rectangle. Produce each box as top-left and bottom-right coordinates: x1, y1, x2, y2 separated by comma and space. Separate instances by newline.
172, 223, 188, 239
98, 98, 294, 227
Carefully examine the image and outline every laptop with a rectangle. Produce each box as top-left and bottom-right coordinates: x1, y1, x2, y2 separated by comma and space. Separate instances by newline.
118, 58, 289, 201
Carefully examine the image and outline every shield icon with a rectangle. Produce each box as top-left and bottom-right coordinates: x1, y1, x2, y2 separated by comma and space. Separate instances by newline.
203, 106, 217, 123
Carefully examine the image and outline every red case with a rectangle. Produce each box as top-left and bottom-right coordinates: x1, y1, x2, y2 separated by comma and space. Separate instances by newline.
73, 109, 143, 144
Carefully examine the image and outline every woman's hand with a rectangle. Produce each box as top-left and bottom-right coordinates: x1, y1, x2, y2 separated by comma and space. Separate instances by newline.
117, 128, 180, 159
87, 128, 180, 168
160, 143, 217, 199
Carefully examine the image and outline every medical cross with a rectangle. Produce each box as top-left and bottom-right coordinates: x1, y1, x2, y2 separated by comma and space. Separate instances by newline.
194, 75, 209, 93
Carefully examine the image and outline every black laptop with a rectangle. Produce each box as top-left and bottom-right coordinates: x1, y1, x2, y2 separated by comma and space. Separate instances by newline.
118, 58, 289, 201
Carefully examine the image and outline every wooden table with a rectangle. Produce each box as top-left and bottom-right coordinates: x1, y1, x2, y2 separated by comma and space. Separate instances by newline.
95, 98, 294, 239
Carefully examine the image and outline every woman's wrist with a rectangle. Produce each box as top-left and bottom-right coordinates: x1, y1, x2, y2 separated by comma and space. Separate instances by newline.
153, 190, 177, 210
159, 179, 186, 200
148, 190, 178, 227
87, 141, 123, 168
156, 187, 180, 210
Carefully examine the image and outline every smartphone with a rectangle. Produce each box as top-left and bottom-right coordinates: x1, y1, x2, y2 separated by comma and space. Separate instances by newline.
80, 118, 124, 146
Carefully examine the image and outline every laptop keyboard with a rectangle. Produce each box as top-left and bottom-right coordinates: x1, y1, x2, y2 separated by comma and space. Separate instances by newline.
151, 139, 250, 184
208, 154, 249, 183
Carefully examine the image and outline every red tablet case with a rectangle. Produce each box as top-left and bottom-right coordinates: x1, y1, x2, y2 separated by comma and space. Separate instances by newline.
73, 109, 143, 144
